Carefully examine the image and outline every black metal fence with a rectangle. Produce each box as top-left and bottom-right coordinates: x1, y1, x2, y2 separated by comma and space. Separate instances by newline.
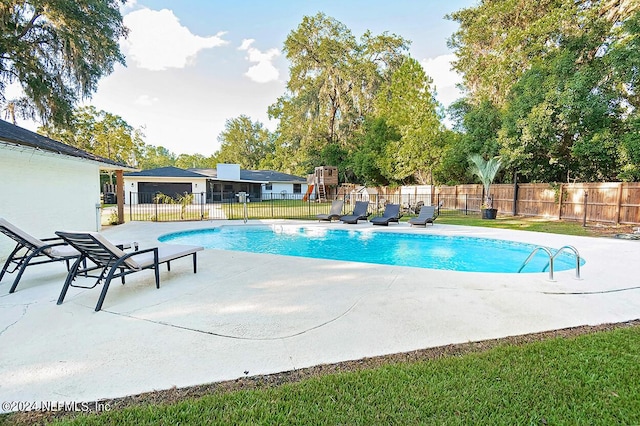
125, 191, 482, 222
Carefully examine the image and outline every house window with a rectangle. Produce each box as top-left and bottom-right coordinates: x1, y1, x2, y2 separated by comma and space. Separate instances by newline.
224, 184, 233, 191
265, 184, 272, 191
293, 184, 302, 194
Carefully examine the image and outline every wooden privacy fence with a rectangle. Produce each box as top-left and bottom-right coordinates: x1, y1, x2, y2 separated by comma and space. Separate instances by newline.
434, 182, 640, 225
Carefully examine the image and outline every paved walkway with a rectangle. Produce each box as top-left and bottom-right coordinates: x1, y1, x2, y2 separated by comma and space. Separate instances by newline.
1, 220, 639, 411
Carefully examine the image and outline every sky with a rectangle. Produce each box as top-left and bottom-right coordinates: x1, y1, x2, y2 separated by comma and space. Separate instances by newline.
15, 0, 477, 157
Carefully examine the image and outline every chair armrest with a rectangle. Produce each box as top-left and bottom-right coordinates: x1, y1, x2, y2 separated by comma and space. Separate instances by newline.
123, 246, 156, 257
115, 242, 139, 251
41, 236, 65, 242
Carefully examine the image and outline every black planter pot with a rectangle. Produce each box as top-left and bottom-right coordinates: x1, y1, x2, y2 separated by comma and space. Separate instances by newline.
481, 208, 498, 219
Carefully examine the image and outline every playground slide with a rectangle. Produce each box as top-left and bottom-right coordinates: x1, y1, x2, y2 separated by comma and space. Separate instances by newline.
302, 184, 314, 201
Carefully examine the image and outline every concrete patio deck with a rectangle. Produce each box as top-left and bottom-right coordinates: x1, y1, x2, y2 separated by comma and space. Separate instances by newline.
1, 220, 639, 412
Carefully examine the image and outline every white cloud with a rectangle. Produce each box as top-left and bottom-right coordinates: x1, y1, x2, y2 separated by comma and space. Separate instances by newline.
238, 39, 280, 83
122, 0, 137, 11
122, 8, 228, 71
134, 94, 159, 106
421, 54, 464, 107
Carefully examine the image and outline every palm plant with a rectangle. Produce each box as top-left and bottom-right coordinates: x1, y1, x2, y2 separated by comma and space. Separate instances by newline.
469, 154, 502, 209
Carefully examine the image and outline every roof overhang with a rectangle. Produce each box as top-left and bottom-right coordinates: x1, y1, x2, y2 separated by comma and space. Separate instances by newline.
0, 140, 137, 172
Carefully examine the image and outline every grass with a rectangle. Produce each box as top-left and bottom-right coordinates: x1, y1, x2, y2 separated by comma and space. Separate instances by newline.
434, 214, 596, 236
6, 324, 638, 425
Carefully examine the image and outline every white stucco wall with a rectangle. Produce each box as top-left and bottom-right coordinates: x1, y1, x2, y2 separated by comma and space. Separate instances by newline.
0, 146, 101, 259
261, 182, 308, 200
124, 177, 207, 204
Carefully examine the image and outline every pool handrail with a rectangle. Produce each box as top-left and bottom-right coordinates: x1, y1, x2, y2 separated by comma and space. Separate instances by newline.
517, 245, 581, 281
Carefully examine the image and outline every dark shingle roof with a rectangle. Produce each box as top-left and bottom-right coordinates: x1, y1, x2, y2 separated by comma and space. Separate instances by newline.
190, 168, 306, 183
125, 166, 208, 178
0, 119, 131, 168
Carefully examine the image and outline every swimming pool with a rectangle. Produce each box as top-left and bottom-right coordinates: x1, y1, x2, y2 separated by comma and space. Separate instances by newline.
159, 225, 583, 273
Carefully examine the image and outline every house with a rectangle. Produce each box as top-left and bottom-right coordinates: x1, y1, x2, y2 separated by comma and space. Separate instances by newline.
124, 164, 308, 203
0, 119, 134, 258
123, 166, 208, 204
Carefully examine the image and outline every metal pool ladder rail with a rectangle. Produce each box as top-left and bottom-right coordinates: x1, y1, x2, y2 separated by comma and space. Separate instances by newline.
517, 245, 581, 281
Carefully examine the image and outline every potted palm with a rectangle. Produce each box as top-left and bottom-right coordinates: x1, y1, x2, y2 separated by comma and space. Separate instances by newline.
469, 154, 502, 219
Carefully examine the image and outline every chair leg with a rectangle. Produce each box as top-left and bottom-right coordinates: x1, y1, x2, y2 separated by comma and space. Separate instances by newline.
95, 266, 120, 312
154, 265, 160, 289
192, 253, 197, 273
0, 244, 21, 283
9, 250, 40, 293
57, 256, 84, 305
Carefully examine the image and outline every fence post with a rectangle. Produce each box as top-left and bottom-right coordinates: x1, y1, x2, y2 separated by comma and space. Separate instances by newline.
454, 189, 458, 212
582, 191, 588, 227
201, 192, 205, 220
615, 182, 623, 225
512, 172, 518, 216
557, 183, 564, 220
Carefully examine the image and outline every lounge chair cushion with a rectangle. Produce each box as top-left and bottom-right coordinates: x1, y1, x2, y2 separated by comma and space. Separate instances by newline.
127, 244, 205, 269
370, 204, 401, 226
0, 218, 73, 256
408, 206, 437, 226
85, 232, 201, 270
47, 245, 82, 258
340, 201, 370, 224
317, 200, 344, 221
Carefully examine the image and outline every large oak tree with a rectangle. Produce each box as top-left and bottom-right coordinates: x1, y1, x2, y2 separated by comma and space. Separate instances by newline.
268, 13, 409, 175
0, 0, 127, 126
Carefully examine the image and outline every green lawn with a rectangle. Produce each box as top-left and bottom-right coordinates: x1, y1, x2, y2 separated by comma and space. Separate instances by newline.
433, 215, 596, 236
5, 324, 638, 425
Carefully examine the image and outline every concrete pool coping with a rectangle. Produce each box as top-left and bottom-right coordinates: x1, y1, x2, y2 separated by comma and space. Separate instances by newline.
1, 220, 639, 411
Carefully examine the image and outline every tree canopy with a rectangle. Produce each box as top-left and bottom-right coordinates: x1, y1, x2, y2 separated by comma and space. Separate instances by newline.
0, 0, 127, 126
268, 12, 409, 175
446, 1, 640, 183
215, 115, 275, 170
38, 106, 143, 165
26, 5, 640, 188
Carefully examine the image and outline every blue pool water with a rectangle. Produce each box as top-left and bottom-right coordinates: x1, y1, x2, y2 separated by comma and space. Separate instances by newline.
159, 226, 584, 273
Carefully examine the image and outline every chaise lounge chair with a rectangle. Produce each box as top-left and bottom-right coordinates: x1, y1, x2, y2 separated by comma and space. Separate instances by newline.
55, 230, 203, 311
317, 199, 344, 221
370, 204, 402, 226
0, 218, 82, 293
408, 205, 437, 227
340, 201, 370, 224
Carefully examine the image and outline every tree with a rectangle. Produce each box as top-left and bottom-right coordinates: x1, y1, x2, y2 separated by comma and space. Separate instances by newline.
447, 0, 638, 106
469, 154, 502, 208
268, 13, 409, 175
351, 117, 400, 186
374, 57, 444, 184
137, 145, 176, 170
436, 98, 502, 184
215, 115, 274, 170
497, 11, 639, 182
175, 154, 216, 170
38, 106, 143, 165
0, 0, 128, 126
